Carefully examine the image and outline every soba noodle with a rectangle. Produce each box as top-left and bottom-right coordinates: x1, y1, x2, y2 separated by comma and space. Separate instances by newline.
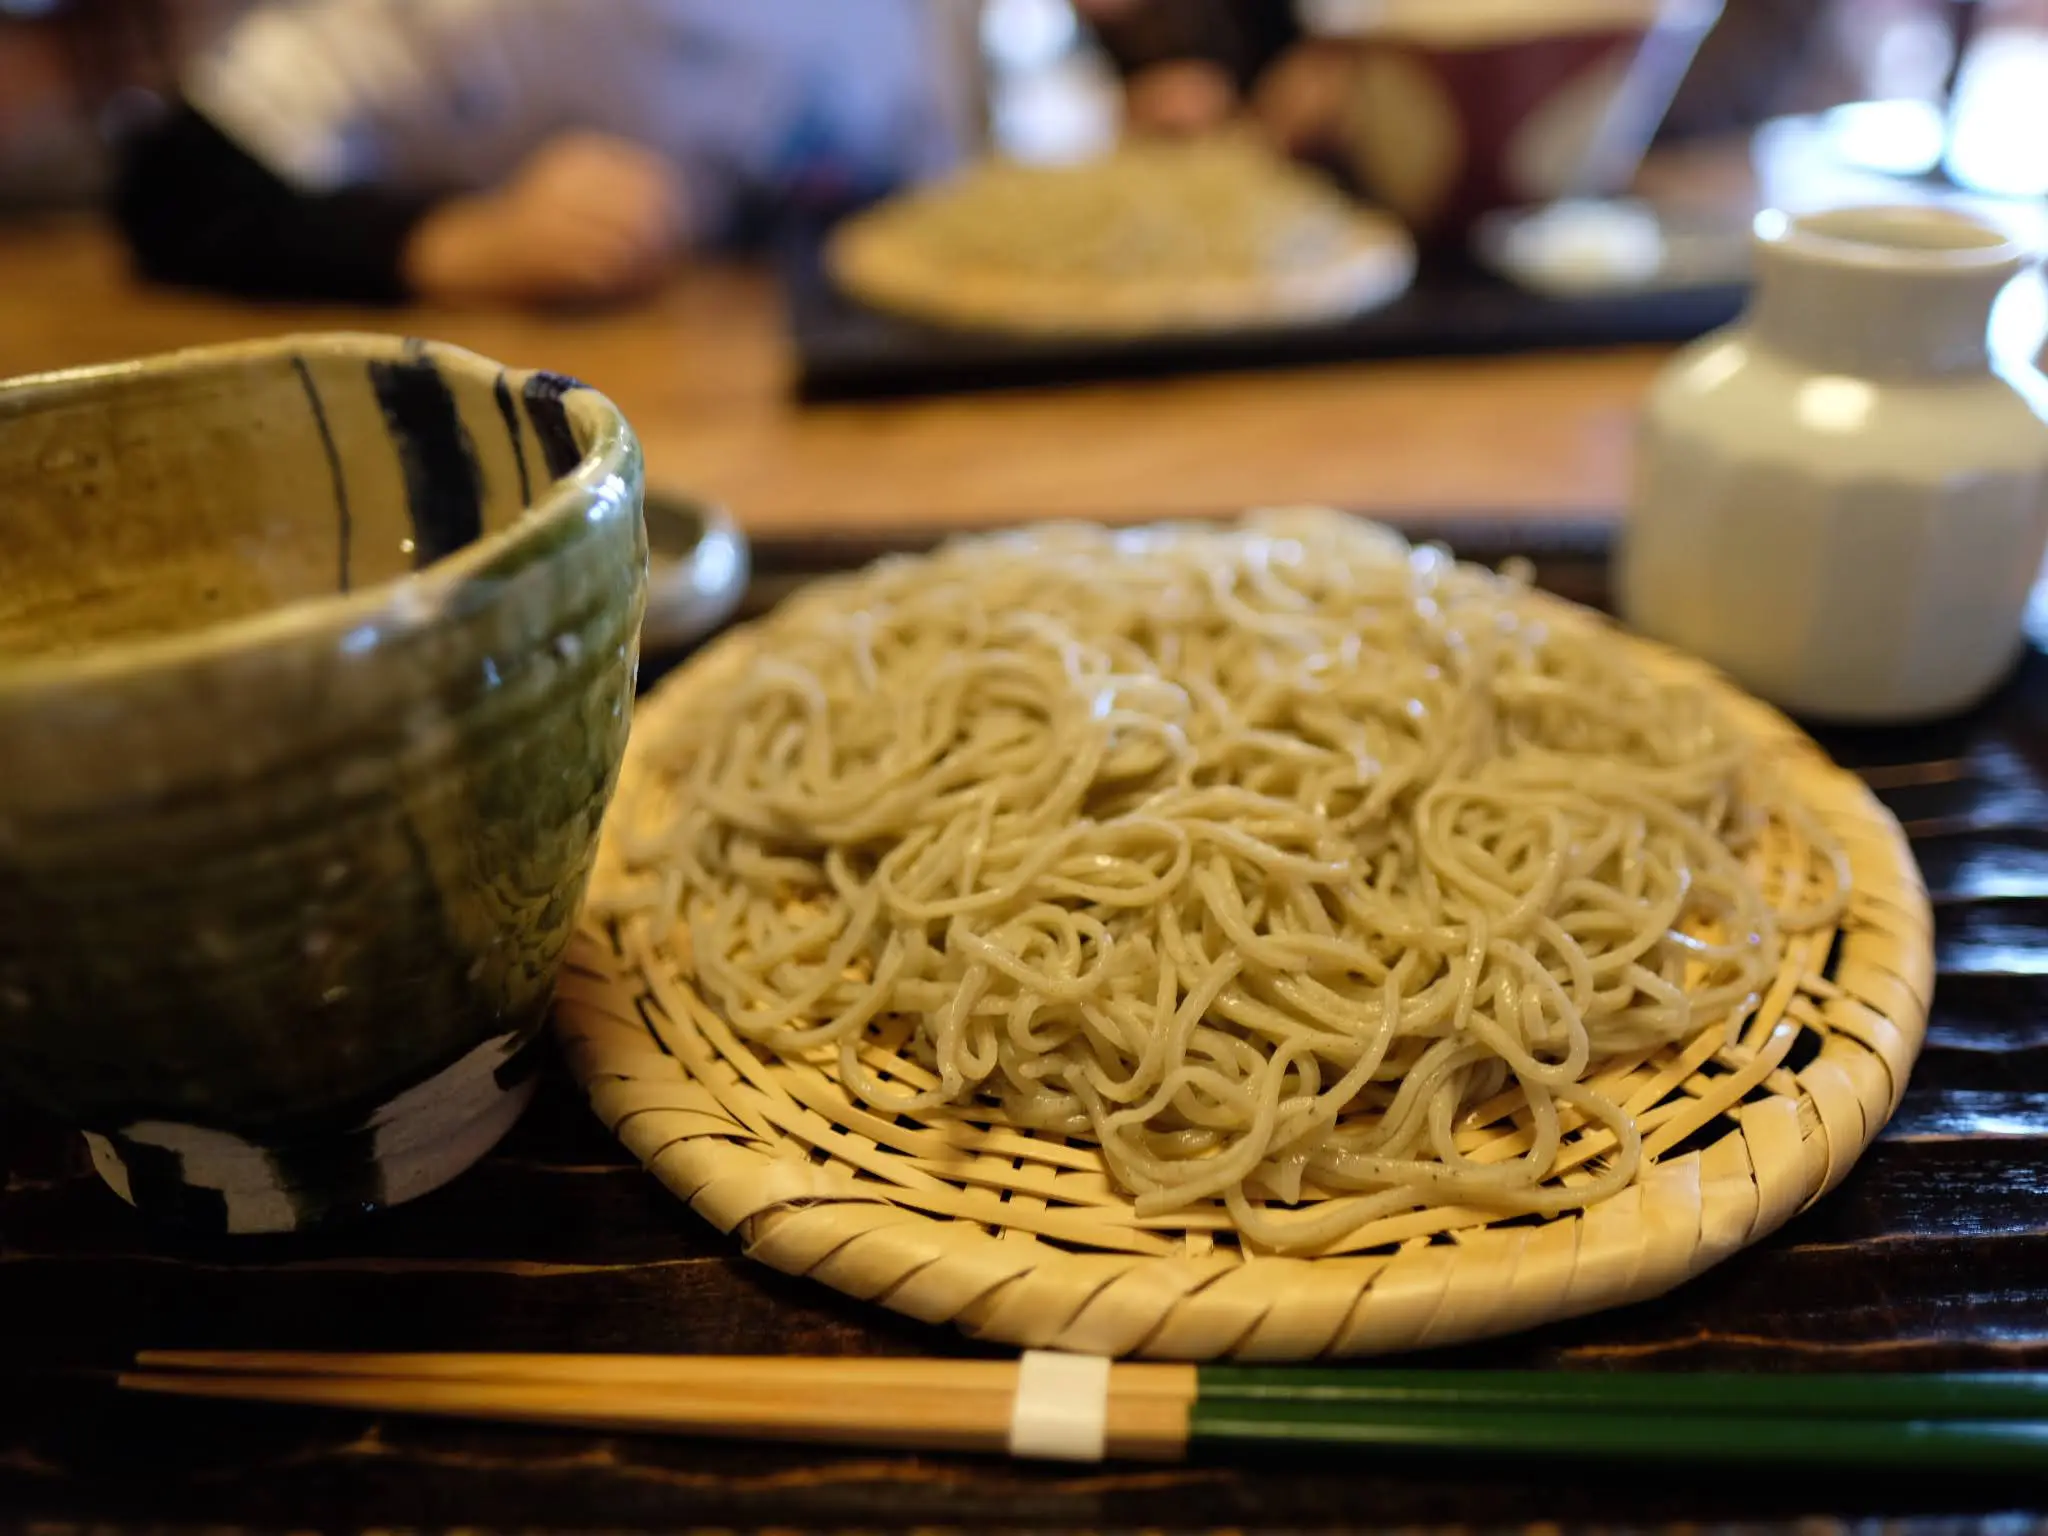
606, 510, 1846, 1249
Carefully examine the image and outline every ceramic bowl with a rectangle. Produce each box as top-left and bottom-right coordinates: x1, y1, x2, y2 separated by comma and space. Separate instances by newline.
0, 333, 647, 1233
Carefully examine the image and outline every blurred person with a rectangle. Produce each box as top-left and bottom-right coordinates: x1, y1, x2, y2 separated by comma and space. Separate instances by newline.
0, 18, 92, 207
112, 0, 964, 307
1075, 0, 1305, 137
1075, 0, 1474, 165
0, 0, 197, 207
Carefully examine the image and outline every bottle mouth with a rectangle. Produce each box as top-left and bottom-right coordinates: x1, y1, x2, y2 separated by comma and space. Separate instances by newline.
1757, 205, 2023, 273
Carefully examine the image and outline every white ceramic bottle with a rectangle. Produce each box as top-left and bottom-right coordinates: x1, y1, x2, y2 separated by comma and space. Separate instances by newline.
1618, 204, 2048, 722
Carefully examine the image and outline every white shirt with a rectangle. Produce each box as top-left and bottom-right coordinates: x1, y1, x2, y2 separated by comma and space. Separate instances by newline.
187, 0, 968, 224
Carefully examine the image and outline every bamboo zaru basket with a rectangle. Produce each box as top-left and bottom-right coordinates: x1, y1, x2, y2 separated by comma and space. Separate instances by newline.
558, 604, 1931, 1361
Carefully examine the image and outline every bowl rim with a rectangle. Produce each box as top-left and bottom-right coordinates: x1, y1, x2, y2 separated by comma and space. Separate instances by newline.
0, 331, 639, 699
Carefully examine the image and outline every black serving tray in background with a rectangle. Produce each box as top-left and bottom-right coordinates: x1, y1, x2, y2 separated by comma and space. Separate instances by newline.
781, 221, 1745, 403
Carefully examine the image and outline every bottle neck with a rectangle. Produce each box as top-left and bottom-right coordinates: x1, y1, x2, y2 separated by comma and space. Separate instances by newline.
1746, 206, 2024, 379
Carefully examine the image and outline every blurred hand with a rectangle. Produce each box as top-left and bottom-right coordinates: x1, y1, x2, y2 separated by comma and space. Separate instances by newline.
1251, 42, 1357, 158
1069, 0, 1146, 19
1123, 59, 1240, 136
402, 131, 686, 309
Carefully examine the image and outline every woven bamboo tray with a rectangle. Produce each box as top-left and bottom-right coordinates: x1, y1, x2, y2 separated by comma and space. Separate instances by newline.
556, 623, 1932, 1360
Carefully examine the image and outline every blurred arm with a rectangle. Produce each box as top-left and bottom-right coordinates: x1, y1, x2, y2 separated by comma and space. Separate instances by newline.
112, 102, 437, 303
110, 0, 952, 305
109, 0, 516, 302
109, 0, 684, 306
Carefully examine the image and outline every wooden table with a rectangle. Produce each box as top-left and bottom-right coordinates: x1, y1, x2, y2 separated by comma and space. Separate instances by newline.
0, 216, 1661, 533
7, 217, 2047, 1533
7, 520, 2048, 1530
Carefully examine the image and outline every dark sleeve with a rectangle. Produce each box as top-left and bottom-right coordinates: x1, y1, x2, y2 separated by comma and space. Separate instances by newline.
111, 103, 442, 304
1087, 1, 1302, 92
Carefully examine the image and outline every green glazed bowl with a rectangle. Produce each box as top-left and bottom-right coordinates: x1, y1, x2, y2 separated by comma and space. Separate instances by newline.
0, 334, 647, 1233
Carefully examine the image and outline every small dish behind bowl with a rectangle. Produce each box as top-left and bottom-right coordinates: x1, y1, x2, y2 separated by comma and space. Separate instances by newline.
641, 491, 749, 655
0, 334, 647, 1233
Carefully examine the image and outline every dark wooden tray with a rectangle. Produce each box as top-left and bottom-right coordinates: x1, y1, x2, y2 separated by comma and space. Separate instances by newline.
5, 515, 2046, 1533
784, 226, 1746, 402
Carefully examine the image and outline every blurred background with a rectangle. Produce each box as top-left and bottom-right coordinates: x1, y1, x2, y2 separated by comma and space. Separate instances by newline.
3, 0, 2044, 210
0, 0, 2042, 527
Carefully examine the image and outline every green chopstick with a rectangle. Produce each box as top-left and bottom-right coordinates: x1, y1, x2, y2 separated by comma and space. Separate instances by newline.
1197, 1365, 2048, 1419
1189, 1367, 2048, 1474
1191, 1401, 2048, 1474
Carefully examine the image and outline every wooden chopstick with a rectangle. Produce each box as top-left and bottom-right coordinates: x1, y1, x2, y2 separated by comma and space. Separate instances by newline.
138, 1350, 1179, 1392
119, 1351, 2048, 1474
123, 1371, 1070, 1455
123, 1352, 1197, 1460
135, 1351, 2048, 1419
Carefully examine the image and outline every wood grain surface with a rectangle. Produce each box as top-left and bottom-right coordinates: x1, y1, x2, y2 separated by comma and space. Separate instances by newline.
0, 217, 1663, 535
5, 533, 2048, 1532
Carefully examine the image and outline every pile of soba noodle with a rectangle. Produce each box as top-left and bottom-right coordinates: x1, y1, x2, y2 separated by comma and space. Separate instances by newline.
610, 510, 1845, 1249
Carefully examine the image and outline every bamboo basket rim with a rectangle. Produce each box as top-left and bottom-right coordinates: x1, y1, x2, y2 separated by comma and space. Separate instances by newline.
557, 610, 1932, 1360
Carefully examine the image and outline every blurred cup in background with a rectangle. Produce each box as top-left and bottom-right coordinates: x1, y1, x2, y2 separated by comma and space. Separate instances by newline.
1302, 0, 1723, 247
